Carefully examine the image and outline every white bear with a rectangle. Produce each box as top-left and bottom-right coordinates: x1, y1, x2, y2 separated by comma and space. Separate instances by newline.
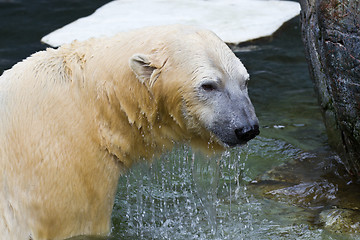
0, 25, 259, 239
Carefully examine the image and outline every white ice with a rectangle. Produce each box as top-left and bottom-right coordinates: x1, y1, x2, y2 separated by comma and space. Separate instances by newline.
41, 0, 300, 47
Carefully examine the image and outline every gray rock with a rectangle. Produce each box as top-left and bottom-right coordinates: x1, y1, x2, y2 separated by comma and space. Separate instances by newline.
320, 208, 360, 234
299, 0, 360, 176
249, 152, 360, 234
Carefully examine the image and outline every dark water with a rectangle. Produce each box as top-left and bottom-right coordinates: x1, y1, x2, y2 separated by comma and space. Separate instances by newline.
0, 1, 354, 239
0, 0, 111, 74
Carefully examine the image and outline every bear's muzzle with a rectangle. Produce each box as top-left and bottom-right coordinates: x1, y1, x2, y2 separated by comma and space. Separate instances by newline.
234, 124, 260, 145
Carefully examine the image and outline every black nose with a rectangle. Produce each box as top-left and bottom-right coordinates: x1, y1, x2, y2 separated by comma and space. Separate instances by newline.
235, 125, 260, 143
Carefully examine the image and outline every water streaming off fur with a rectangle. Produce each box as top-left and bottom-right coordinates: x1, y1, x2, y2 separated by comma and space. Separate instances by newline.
109, 141, 324, 240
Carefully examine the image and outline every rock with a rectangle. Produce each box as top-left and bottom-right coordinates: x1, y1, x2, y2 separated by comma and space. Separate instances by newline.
250, 152, 355, 209
249, 151, 360, 234
299, 0, 360, 176
320, 209, 360, 234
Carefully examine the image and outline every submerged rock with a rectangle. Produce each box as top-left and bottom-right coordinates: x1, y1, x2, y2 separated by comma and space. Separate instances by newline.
299, 0, 360, 176
249, 152, 360, 235
320, 209, 360, 234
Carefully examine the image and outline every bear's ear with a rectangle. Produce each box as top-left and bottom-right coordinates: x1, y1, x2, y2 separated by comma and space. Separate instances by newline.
129, 54, 163, 87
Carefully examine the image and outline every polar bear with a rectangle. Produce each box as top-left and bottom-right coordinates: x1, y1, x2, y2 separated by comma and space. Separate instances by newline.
0, 25, 259, 239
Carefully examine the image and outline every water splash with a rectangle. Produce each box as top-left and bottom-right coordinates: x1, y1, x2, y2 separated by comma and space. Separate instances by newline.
110, 140, 327, 240
191, 151, 220, 236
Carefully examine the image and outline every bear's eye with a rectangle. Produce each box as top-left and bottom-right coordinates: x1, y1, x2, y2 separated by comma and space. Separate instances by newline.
241, 79, 249, 91
201, 82, 218, 92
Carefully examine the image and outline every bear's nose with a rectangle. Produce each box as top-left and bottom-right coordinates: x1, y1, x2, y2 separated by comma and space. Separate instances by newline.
234, 125, 260, 143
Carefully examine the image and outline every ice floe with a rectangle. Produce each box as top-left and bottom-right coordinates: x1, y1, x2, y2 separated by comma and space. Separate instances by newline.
41, 0, 300, 47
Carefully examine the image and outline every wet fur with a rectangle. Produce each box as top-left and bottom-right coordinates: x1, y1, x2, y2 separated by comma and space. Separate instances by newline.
0, 25, 255, 239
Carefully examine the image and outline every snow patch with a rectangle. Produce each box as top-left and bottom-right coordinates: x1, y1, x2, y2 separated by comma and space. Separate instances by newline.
41, 0, 300, 47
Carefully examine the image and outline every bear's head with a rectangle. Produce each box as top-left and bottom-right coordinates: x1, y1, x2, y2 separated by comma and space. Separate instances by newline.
129, 26, 259, 151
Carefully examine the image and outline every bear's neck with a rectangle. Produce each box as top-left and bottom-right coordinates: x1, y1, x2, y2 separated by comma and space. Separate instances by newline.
94, 81, 190, 168
79, 53, 189, 168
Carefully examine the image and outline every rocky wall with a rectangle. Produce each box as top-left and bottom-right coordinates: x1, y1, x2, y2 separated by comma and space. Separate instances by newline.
299, 0, 360, 176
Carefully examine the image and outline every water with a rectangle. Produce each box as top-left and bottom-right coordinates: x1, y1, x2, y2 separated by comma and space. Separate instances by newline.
0, 1, 356, 239
112, 143, 331, 240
